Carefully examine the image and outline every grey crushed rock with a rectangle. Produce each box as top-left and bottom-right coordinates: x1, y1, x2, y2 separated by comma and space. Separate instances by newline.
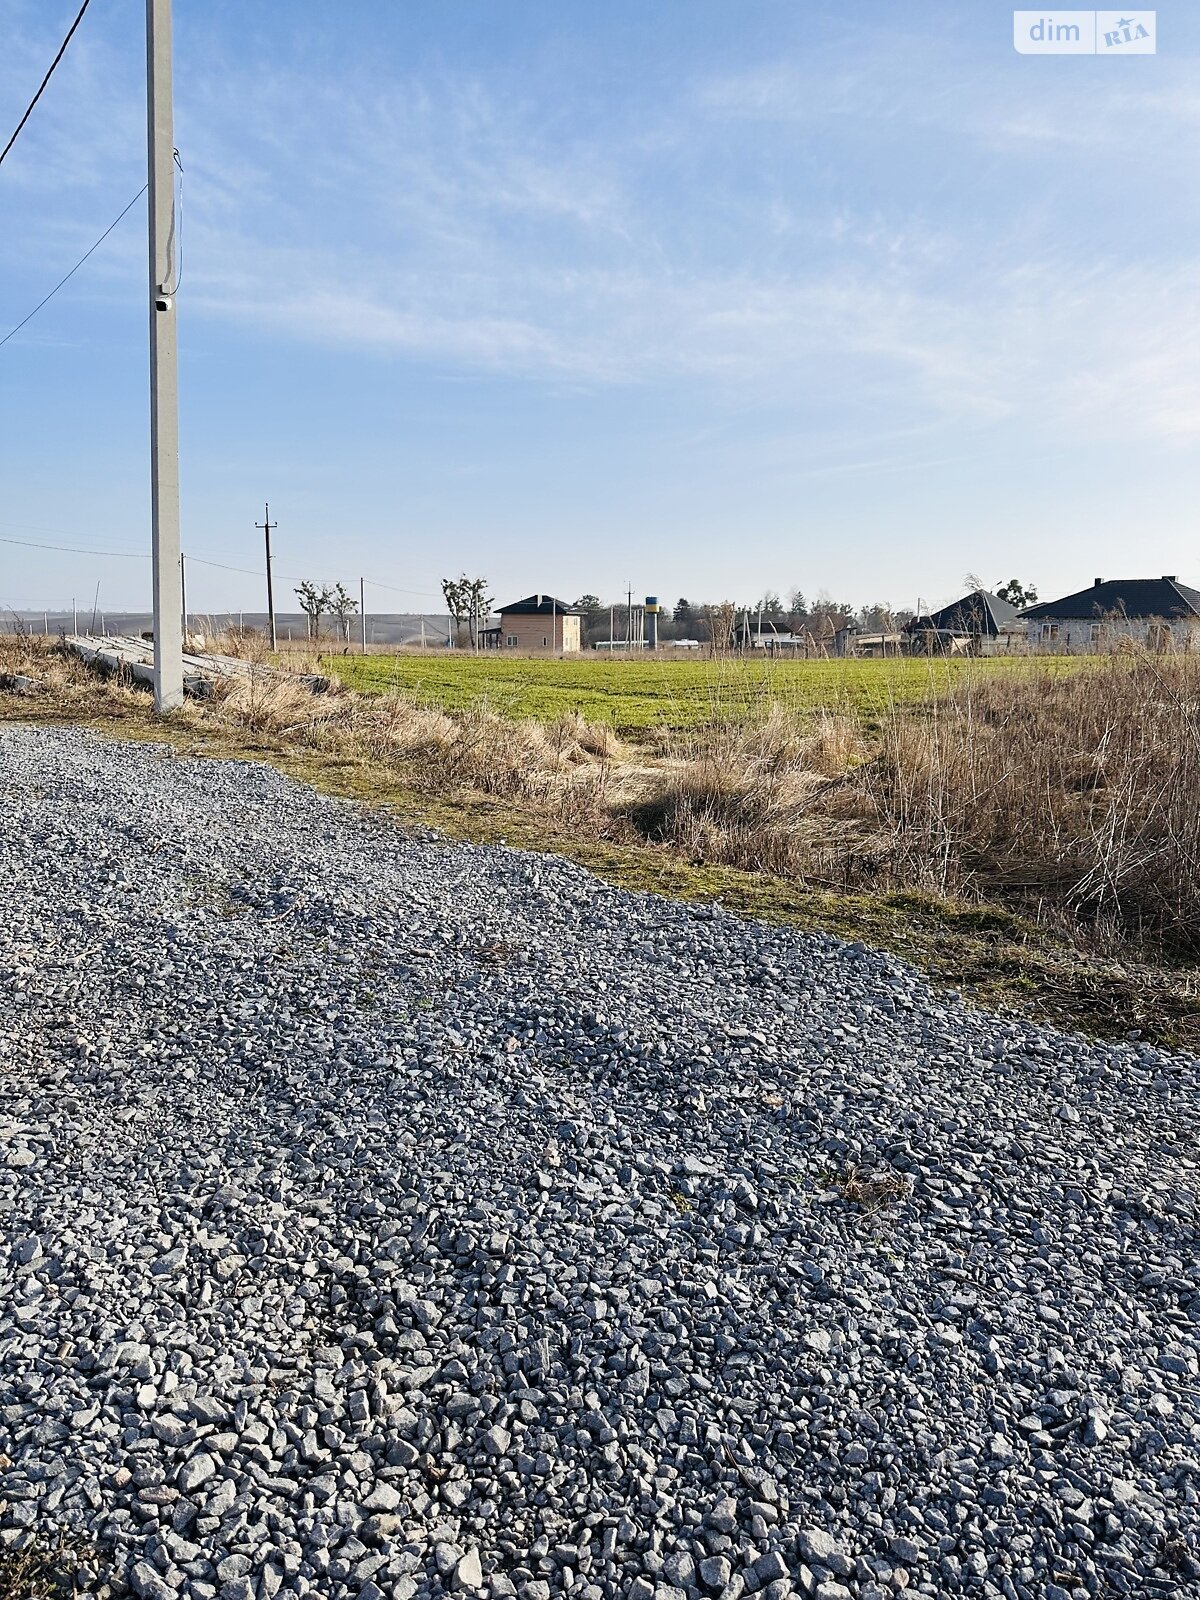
1, 724, 1199, 1600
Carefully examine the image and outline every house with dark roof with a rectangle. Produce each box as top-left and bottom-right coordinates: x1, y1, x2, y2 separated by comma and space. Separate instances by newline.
904, 589, 1023, 654
483, 594, 582, 653
1020, 577, 1200, 652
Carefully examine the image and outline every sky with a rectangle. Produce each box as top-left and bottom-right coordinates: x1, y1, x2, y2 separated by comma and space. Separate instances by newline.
1, 0, 1198, 617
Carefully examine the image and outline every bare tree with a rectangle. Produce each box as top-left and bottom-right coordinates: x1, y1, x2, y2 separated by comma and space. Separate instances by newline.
328, 582, 359, 644
443, 574, 492, 649
441, 576, 470, 647
702, 600, 737, 654
295, 581, 334, 641
465, 577, 493, 649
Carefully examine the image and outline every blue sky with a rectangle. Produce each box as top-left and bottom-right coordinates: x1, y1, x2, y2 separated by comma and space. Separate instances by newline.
2, 0, 1198, 616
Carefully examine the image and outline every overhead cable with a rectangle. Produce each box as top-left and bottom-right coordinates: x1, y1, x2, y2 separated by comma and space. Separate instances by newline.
0, 186, 147, 349
0, 0, 93, 171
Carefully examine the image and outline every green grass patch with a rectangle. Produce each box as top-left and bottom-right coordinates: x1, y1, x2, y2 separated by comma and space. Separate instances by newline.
322, 652, 1068, 733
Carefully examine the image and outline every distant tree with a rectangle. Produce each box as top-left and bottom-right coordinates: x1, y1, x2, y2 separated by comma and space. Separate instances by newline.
996, 578, 1039, 608
442, 575, 493, 648
441, 576, 471, 647
573, 594, 606, 646
758, 590, 784, 619
673, 597, 695, 624
806, 591, 852, 650
466, 576, 493, 649
701, 600, 737, 654
783, 591, 811, 635
963, 571, 986, 594
810, 589, 852, 626
328, 582, 359, 643
857, 602, 896, 633
295, 581, 334, 640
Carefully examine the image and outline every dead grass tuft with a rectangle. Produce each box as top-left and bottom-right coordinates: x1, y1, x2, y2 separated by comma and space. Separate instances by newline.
618, 706, 871, 877
548, 709, 625, 762
833, 1165, 913, 1213
0, 1532, 96, 1600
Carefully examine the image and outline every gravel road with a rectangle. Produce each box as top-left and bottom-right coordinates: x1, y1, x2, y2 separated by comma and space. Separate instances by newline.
2, 724, 1199, 1600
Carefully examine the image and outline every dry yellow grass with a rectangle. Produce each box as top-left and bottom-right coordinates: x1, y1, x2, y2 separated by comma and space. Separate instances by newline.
612, 654, 1200, 954
863, 655, 1200, 951
621, 706, 873, 879
5, 635, 1200, 958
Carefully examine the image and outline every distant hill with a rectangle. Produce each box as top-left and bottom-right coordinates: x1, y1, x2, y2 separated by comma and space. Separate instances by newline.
1, 610, 455, 647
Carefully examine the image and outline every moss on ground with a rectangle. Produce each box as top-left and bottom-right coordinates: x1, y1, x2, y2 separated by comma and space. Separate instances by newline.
5, 693, 1197, 1050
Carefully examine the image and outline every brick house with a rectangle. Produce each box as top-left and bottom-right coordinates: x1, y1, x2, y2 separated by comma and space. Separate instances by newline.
484, 594, 582, 653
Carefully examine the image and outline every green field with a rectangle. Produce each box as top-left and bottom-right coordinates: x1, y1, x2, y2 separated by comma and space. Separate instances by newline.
322, 652, 1046, 732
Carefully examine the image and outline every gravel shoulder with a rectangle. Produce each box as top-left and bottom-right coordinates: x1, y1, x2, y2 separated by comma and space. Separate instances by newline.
2, 724, 1199, 1600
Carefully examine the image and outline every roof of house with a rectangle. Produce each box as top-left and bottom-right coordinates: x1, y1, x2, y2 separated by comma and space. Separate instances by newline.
1020, 577, 1200, 621
497, 593, 581, 616
907, 589, 1019, 636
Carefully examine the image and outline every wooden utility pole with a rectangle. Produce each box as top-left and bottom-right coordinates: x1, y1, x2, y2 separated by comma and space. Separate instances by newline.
256, 503, 277, 650
147, 0, 183, 709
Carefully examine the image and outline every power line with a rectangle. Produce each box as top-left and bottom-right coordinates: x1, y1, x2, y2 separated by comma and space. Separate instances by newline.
0, 532, 445, 601
0, 533, 147, 559
364, 576, 443, 600
0, 0, 94, 171
0, 186, 147, 350
187, 555, 261, 578
0, 517, 134, 536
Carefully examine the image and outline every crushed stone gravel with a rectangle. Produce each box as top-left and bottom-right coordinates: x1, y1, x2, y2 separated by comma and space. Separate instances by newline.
2, 724, 1199, 1600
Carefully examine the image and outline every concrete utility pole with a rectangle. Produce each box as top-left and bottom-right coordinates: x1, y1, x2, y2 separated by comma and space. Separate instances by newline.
359, 577, 367, 653
180, 552, 187, 641
256, 503, 277, 650
147, 0, 183, 710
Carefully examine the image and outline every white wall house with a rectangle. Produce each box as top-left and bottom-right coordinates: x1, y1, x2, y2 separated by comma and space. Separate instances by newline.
1021, 577, 1200, 652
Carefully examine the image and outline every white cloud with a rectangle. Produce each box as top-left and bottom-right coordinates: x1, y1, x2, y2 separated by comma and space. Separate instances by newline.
7, 3, 1200, 454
